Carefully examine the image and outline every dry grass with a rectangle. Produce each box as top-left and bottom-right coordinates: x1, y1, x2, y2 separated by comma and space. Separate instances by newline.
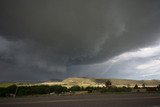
34, 77, 160, 88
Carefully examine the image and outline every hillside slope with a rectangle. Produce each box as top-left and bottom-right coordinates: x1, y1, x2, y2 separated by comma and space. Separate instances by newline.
62, 77, 160, 87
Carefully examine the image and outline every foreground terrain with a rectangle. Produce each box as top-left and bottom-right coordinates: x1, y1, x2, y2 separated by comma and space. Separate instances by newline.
0, 94, 160, 107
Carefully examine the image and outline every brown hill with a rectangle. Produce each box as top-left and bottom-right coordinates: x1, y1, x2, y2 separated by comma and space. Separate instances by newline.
62, 77, 160, 87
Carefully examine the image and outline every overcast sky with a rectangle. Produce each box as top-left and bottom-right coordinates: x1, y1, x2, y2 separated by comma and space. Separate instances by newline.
0, 0, 160, 81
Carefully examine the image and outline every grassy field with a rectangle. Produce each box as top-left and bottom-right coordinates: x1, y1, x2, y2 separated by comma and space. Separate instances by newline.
0, 82, 35, 88
0, 83, 14, 88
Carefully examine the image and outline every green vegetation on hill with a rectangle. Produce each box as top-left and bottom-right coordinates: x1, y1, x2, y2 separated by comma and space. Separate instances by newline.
0, 83, 14, 88
0, 82, 35, 88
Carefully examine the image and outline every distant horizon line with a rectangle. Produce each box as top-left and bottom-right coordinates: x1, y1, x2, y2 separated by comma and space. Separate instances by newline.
0, 76, 160, 83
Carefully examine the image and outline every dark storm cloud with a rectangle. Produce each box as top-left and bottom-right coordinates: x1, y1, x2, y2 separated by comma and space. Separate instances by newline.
0, 0, 160, 81
0, 36, 68, 81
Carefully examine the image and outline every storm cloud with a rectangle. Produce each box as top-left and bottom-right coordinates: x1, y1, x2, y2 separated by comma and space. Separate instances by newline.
0, 0, 160, 81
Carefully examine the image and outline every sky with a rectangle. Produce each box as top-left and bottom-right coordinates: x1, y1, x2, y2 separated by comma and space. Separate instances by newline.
0, 0, 160, 81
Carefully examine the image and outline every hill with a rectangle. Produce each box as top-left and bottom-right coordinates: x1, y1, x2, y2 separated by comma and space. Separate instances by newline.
1, 77, 160, 88
62, 77, 160, 87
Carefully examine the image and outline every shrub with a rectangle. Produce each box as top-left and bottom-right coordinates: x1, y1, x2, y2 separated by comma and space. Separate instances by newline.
157, 84, 160, 91
0, 88, 8, 97
85, 86, 97, 93
105, 80, 112, 88
134, 84, 139, 89
49, 85, 67, 94
7, 85, 17, 94
17, 86, 29, 96
146, 87, 157, 92
100, 86, 131, 93
100, 87, 108, 93
28, 85, 50, 95
142, 83, 146, 89
69, 86, 82, 92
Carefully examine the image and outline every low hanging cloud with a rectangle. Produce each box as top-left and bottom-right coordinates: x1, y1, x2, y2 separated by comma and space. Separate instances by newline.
109, 44, 160, 63
0, 36, 68, 81
68, 43, 160, 80
0, 0, 160, 81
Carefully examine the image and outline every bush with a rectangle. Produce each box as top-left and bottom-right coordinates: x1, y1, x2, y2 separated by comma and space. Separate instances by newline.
134, 84, 139, 89
49, 85, 67, 94
17, 86, 29, 96
0, 85, 21, 97
85, 86, 97, 93
16, 85, 68, 96
0, 88, 8, 97
69, 86, 81, 92
27, 85, 50, 95
105, 81, 112, 88
157, 84, 160, 91
7, 84, 17, 94
146, 87, 157, 92
100, 87, 108, 93
99, 86, 132, 93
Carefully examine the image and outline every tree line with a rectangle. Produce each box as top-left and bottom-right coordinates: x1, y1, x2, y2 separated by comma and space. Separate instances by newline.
0, 81, 160, 97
